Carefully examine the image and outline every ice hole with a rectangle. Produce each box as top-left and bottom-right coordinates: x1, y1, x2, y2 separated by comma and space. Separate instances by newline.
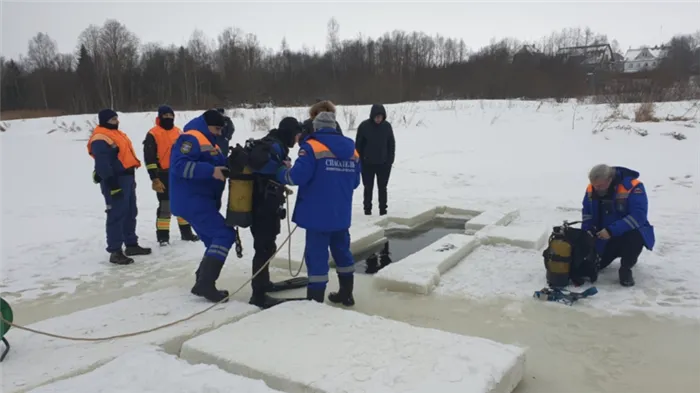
354, 216, 469, 274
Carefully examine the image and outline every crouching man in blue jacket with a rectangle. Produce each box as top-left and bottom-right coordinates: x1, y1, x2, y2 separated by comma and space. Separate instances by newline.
170, 109, 235, 302
276, 108, 362, 305
582, 164, 655, 287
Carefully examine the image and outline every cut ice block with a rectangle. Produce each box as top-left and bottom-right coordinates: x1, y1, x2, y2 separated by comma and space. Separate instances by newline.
28, 346, 284, 393
373, 233, 480, 294
465, 209, 520, 232
2, 288, 259, 393
180, 301, 526, 393
477, 224, 549, 250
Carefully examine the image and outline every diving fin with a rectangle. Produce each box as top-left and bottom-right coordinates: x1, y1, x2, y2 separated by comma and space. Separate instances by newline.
267, 277, 309, 292
249, 293, 306, 310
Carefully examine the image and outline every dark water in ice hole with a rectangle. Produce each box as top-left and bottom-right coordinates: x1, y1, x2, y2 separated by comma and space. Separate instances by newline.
353, 218, 468, 275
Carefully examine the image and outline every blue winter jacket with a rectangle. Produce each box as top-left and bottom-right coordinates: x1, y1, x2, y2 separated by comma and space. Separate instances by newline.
277, 128, 361, 232
169, 115, 228, 217
581, 166, 655, 253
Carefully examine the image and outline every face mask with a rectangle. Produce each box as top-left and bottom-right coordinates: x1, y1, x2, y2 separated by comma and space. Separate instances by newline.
160, 118, 174, 130
103, 122, 119, 130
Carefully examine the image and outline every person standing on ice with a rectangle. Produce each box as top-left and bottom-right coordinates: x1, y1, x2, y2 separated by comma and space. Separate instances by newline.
243, 117, 308, 309
581, 164, 655, 287
276, 108, 361, 305
87, 109, 152, 265
355, 104, 395, 216
142, 105, 200, 246
169, 109, 235, 303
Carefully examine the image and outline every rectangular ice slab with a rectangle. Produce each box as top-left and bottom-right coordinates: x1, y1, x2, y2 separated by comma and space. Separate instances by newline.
477, 224, 549, 250
2, 287, 260, 393
465, 209, 520, 232
28, 346, 284, 393
373, 233, 480, 294
180, 302, 526, 393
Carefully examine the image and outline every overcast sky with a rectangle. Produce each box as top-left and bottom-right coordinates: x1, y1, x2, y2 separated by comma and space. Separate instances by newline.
2, 1, 698, 60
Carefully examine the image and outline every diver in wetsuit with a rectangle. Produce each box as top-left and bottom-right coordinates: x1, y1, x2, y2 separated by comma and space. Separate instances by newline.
247, 117, 308, 308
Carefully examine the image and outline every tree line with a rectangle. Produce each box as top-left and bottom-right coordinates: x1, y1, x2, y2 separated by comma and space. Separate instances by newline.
1, 18, 699, 118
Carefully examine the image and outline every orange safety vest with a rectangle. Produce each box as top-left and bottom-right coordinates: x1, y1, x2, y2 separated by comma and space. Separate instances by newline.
586, 179, 641, 206
184, 130, 221, 154
147, 121, 183, 170
306, 139, 359, 161
87, 126, 142, 170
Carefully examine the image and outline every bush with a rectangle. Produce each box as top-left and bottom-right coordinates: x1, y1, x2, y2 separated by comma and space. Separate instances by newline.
634, 102, 659, 123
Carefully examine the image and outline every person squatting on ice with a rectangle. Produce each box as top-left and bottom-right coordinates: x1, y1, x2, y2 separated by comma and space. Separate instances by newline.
170, 109, 235, 303
276, 106, 362, 306
355, 103, 395, 216
87, 109, 152, 265
245, 117, 307, 309
142, 105, 200, 246
582, 164, 655, 287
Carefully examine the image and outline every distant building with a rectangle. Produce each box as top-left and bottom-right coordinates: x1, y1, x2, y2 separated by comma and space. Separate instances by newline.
556, 44, 619, 72
623, 46, 668, 73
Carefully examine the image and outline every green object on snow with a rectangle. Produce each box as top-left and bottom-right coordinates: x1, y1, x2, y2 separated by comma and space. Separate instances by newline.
0, 297, 12, 338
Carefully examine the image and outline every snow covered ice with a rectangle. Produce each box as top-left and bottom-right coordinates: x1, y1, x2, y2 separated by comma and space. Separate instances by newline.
2, 99, 700, 392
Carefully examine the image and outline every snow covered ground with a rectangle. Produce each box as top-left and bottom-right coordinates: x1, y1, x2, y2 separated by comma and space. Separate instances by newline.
1, 99, 700, 392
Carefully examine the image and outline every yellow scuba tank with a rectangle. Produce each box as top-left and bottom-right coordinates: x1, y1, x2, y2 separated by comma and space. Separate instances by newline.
225, 165, 254, 228
542, 221, 573, 288
224, 142, 256, 228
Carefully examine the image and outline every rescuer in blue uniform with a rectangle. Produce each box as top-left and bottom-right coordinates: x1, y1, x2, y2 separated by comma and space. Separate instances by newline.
581, 164, 655, 287
276, 107, 362, 305
170, 109, 235, 302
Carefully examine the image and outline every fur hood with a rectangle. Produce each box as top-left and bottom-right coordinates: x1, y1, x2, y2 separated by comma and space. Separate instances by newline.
309, 100, 336, 119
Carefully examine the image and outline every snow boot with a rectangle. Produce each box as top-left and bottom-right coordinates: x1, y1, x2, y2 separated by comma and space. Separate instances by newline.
619, 267, 635, 287
379, 209, 387, 216
328, 275, 355, 306
191, 256, 230, 303
307, 287, 326, 303
179, 225, 200, 242
156, 228, 170, 246
109, 250, 134, 265
248, 292, 289, 309
364, 209, 371, 216
124, 244, 152, 256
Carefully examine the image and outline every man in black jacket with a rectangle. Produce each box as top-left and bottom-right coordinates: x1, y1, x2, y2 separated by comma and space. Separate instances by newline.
355, 104, 395, 216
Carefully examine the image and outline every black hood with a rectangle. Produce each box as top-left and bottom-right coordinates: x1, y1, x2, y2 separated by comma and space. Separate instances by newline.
369, 104, 387, 121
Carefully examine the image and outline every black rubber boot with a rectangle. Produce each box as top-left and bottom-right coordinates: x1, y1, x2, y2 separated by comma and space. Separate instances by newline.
156, 230, 170, 246
307, 287, 326, 303
191, 256, 230, 302
179, 225, 200, 242
125, 244, 152, 256
109, 250, 134, 265
328, 275, 355, 306
619, 267, 635, 287
248, 292, 288, 309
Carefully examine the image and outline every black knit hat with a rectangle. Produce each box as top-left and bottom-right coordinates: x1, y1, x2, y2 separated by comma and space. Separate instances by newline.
202, 109, 225, 127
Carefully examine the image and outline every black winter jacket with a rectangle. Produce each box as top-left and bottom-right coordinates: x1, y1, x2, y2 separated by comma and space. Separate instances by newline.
355, 104, 395, 165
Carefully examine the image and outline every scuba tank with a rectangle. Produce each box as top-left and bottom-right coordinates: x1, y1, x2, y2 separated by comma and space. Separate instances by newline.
225, 139, 256, 228
542, 220, 578, 288
224, 138, 275, 229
